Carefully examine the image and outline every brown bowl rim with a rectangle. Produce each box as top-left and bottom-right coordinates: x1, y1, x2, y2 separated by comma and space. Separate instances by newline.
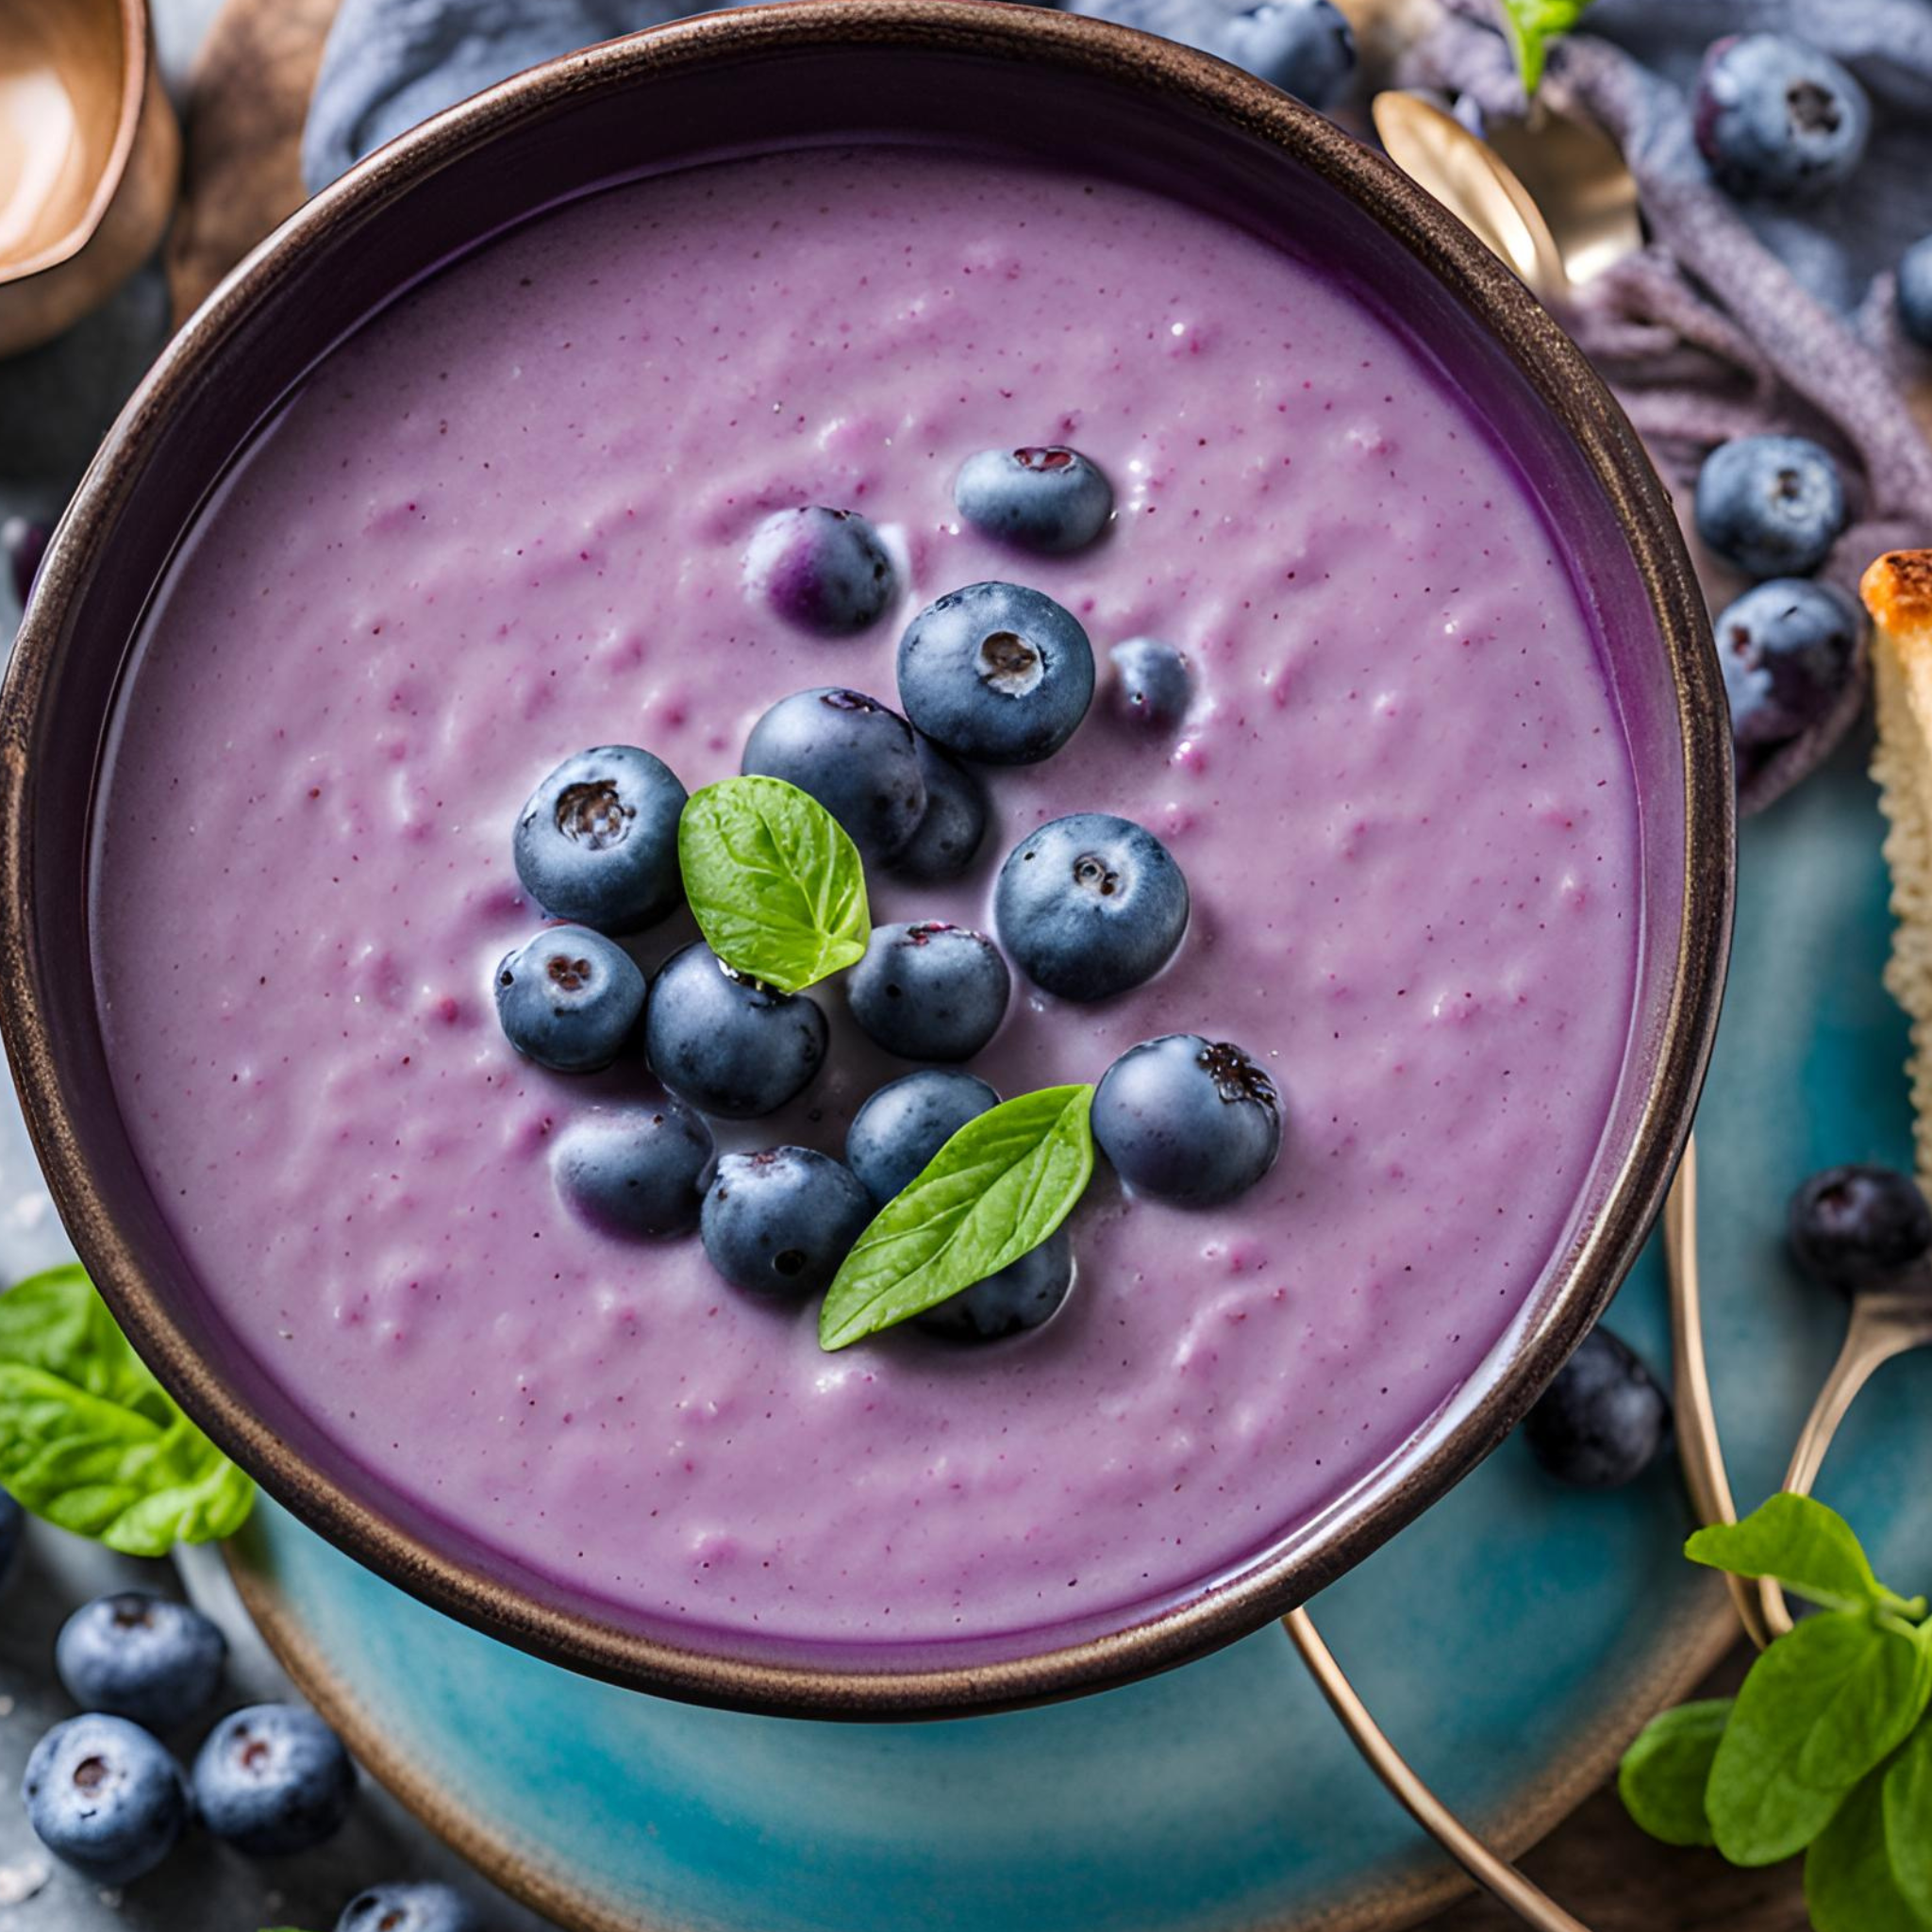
0, 0, 1734, 1718
1, 0, 153, 284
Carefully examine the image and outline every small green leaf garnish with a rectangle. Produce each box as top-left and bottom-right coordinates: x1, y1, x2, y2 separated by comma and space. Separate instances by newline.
1706, 1610, 1932, 1867
1617, 1699, 1730, 1848
677, 775, 869, 994
0, 1265, 255, 1556
819, 1085, 1095, 1351
1688, 1494, 1924, 1619
1884, 1719, 1932, 1924
1499, 0, 1593, 94
1805, 1762, 1931, 1932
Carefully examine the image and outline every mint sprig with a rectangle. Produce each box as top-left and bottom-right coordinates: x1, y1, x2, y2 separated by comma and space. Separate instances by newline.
1621, 1494, 1932, 1927
0, 1265, 254, 1556
1499, 0, 1593, 94
819, 1085, 1095, 1351
677, 775, 869, 994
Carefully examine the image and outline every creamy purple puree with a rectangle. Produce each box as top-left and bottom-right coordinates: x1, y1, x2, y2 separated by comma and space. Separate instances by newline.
90, 143, 1639, 1652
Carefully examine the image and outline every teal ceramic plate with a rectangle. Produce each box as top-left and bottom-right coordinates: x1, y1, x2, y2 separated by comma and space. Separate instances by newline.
197, 730, 1932, 1932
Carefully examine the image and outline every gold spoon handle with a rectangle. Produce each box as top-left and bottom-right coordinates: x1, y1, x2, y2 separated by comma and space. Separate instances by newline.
1663, 1137, 1779, 1650
1755, 1292, 1932, 1634
1284, 1608, 1593, 1932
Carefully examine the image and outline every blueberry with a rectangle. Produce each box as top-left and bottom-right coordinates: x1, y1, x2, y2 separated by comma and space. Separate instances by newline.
700, 1148, 874, 1298
22, 1714, 187, 1885
1192, 0, 1355, 103
552, 1100, 715, 1239
1901, 235, 1932, 350
847, 1069, 1000, 1204
0, 1487, 22, 1588
1108, 637, 1192, 731
1694, 435, 1846, 579
847, 922, 1010, 1062
337, 1882, 482, 1932
192, 1703, 355, 1857
916, 1227, 1074, 1340
1522, 1327, 1671, 1489
898, 582, 1094, 766
890, 737, 990, 882
1692, 33, 1870, 201
745, 506, 896, 635
741, 688, 926, 864
644, 942, 826, 1118
494, 926, 645, 1074
954, 446, 1112, 555
1092, 1034, 1280, 1205
995, 814, 1188, 1001
1715, 577, 1861, 759
56, 1592, 226, 1731
513, 745, 687, 934
1789, 1164, 1932, 1295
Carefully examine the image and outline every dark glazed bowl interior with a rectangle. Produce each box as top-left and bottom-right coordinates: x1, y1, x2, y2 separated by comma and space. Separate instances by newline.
0, 0, 1732, 1717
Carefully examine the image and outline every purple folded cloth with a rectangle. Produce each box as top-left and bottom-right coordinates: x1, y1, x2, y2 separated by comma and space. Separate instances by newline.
1398, 1, 1932, 595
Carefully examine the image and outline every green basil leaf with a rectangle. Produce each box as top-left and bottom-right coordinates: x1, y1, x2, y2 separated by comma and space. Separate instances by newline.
1498, 0, 1593, 92
1807, 1763, 1932, 1932
1687, 1493, 1901, 1615
1618, 1698, 1731, 1847
1885, 1718, 1932, 1922
1709, 1611, 1932, 1866
0, 1266, 254, 1557
677, 776, 869, 994
819, 1085, 1095, 1351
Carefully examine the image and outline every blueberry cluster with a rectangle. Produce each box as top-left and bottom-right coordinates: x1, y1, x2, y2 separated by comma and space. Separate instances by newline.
491, 446, 1283, 1341
20, 1588, 357, 1885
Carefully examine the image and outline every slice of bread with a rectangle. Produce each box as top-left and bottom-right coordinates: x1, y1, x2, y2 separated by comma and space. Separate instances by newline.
1866, 551, 1932, 1182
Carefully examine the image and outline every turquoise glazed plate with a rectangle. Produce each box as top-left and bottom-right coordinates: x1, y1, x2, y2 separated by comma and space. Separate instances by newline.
199, 732, 1932, 1932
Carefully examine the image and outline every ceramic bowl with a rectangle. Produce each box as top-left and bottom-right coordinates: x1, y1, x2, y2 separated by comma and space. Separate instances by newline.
0, 0, 180, 356
0, 0, 1731, 1718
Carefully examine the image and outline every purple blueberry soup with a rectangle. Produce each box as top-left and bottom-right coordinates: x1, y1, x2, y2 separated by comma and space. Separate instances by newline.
87, 142, 1641, 1656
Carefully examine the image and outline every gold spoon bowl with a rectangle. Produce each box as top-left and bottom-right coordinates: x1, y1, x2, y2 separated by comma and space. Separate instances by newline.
0, 0, 179, 356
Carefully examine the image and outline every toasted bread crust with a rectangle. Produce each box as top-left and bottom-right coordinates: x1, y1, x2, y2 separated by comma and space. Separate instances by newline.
1867, 552, 1932, 1183
1864, 551, 1932, 641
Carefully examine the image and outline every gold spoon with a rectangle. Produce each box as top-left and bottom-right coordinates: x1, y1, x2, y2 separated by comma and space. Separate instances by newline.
1370, 90, 1642, 304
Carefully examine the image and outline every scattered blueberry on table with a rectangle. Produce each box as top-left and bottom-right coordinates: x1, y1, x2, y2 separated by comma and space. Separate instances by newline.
897, 580, 1095, 764
846, 921, 1010, 1062
1692, 32, 1871, 201
954, 445, 1114, 554
1901, 234, 1932, 351
22, 1712, 188, 1885
1092, 1034, 1282, 1206
644, 942, 828, 1119
996, 813, 1190, 1002
513, 745, 687, 934
1714, 576, 1862, 766
2, 516, 48, 608
1694, 434, 1846, 580
191, 1701, 356, 1857
847, 1069, 1000, 1205
744, 505, 897, 635
55, 1591, 226, 1732
1788, 1164, 1932, 1295
552, 1100, 716, 1240
1068, 0, 1355, 106
493, 926, 647, 1074
741, 687, 928, 864
337, 1881, 485, 1932
1522, 1327, 1672, 1490
700, 1147, 874, 1298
